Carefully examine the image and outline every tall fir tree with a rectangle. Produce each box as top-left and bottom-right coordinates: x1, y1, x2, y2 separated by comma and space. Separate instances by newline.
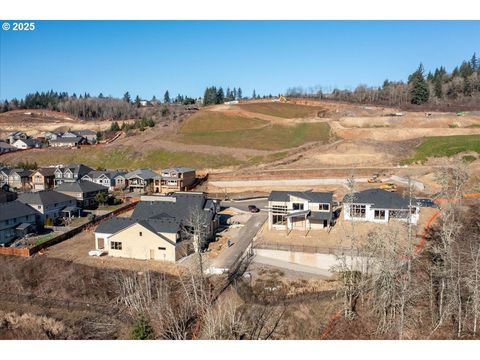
408, 63, 430, 105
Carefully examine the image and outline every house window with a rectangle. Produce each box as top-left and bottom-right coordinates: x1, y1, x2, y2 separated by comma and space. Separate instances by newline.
390, 210, 409, 219
292, 203, 304, 211
139, 231, 143, 236
374, 210, 386, 220
272, 214, 285, 225
351, 204, 366, 218
158, 247, 166, 250
111, 241, 122, 250
320, 203, 330, 211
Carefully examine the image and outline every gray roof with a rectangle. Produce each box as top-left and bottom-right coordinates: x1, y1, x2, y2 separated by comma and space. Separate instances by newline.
0, 141, 17, 150
95, 216, 180, 236
268, 190, 333, 204
84, 170, 126, 181
343, 189, 411, 209
35, 167, 57, 177
125, 168, 159, 180
162, 167, 195, 174
56, 180, 109, 193
309, 211, 333, 221
132, 192, 207, 223
9, 168, 32, 177
18, 190, 76, 207
75, 130, 97, 136
0, 200, 40, 221
50, 137, 84, 144
56, 164, 94, 177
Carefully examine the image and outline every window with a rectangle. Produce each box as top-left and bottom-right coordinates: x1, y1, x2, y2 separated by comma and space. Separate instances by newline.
374, 210, 386, 220
272, 205, 287, 213
319, 203, 330, 211
139, 231, 143, 236
272, 214, 285, 225
111, 241, 122, 250
158, 247, 166, 250
351, 204, 366, 218
292, 203, 304, 211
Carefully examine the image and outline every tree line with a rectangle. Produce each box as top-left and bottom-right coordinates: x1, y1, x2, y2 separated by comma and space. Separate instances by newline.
287, 53, 480, 109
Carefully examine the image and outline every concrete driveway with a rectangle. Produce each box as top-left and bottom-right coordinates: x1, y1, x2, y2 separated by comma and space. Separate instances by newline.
209, 212, 267, 273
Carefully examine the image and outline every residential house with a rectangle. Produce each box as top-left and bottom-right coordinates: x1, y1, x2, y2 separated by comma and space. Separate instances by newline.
75, 130, 98, 144
81, 170, 127, 191
266, 190, 334, 231
43, 131, 61, 141
61, 131, 80, 138
154, 167, 196, 193
0, 201, 41, 245
53, 164, 93, 186
7, 131, 27, 144
342, 188, 420, 225
49, 136, 86, 148
31, 167, 56, 191
0, 188, 17, 203
0, 167, 10, 185
0, 141, 17, 154
113, 174, 128, 190
7, 169, 32, 190
94, 192, 219, 262
56, 180, 109, 208
125, 168, 159, 193
18, 190, 80, 222
12, 138, 42, 150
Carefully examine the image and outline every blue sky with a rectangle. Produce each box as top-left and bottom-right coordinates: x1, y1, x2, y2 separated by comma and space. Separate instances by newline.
0, 21, 479, 100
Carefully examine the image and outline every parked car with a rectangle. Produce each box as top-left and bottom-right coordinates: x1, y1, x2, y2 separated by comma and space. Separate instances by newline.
416, 198, 439, 208
248, 205, 260, 213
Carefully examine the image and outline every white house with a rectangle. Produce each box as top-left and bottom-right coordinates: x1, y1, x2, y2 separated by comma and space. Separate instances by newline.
12, 138, 42, 150
81, 170, 127, 191
343, 188, 419, 225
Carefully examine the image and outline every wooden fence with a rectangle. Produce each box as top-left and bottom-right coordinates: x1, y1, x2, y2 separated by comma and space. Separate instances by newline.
0, 201, 138, 257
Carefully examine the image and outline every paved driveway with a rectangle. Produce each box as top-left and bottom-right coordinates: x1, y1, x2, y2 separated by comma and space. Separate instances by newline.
209, 212, 267, 272
220, 199, 269, 212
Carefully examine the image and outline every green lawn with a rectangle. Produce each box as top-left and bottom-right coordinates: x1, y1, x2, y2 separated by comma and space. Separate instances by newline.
33, 232, 58, 246
178, 122, 331, 151
402, 135, 480, 164
3, 146, 242, 170
180, 112, 268, 133
238, 102, 324, 118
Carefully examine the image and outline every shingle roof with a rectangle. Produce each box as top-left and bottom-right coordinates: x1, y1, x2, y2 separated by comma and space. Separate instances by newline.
50, 137, 84, 143
0, 141, 16, 150
343, 189, 411, 209
125, 168, 159, 180
0, 200, 40, 221
9, 168, 32, 177
95, 217, 137, 234
18, 190, 76, 207
35, 167, 57, 176
95, 216, 181, 236
75, 130, 97, 136
268, 190, 333, 204
85, 170, 125, 181
162, 167, 195, 174
56, 180, 109, 193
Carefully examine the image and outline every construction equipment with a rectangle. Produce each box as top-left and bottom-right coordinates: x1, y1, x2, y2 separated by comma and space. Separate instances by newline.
368, 173, 382, 183
273, 96, 288, 103
380, 183, 397, 192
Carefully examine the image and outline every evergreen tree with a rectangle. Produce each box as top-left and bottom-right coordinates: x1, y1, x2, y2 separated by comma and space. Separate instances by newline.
134, 95, 141, 108
408, 63, 430, 105
164, 90, 171, 104
130, 313, 155, 340
216, 87, 225, 104
470, 53, 478, 71
237, 87, 242, 100
252, 89, 256, 99
434, 75, 443, 98
123, 92, 131, 103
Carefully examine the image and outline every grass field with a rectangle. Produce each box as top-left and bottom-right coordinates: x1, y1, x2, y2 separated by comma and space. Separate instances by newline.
178, 122, 331, 150
402, 135, 480, 164
2, 146, 242, 170
180, 112, 268, 133
238, 102, 324, 118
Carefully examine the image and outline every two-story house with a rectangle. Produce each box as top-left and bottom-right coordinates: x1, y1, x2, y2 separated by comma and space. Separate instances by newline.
53, 164, 94, 186
18, 190, 80, 222
154, 167, 196, 193
7, 169, 32, 190
266, 190, 334, 231
342, 188, 420, 225
49, 136, 86, 148
74, 130, 97, 144
125, 168, 159, 193
81, 170, 127, 191
0, 201, 41, 245
55, 180, 109, 208
7, 131, 28, 144
31, 167, 56, 191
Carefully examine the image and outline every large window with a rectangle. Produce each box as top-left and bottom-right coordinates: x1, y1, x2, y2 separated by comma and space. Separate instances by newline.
389, 210, 409, 219
272, 205, 287, 225
374, 210, 386, 220
292, 203, 304, 211
111, 241, 122, 250
351, 204, 366, 218
319, 203, 330, 211
272, 214, 286, 225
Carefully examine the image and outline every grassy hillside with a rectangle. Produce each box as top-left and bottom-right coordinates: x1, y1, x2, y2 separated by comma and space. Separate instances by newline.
1, 146, 242, 170
402, 135, 480, 164
238, 102, 324, 118
178, 122, 331, 151
180, 112, 268, 132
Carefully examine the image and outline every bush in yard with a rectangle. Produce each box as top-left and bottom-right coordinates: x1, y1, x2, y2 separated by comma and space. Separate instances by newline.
130, 313, 155, 340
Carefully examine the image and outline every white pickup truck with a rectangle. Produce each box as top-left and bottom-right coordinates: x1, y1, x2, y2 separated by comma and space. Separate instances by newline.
88, 249, 107, 257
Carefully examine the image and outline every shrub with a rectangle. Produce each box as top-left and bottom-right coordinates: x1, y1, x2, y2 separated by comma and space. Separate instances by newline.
130, 313, 155, 340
